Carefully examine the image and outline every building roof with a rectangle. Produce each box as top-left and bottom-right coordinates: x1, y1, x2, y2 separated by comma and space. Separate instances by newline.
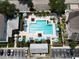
32, 0, 50, 11
68, 11, 79, 35
0, 14, 6, 41
34, 4, 50, 11
70, 33, 79, 41
65, 0, 79, 4
7, 17, 19, 38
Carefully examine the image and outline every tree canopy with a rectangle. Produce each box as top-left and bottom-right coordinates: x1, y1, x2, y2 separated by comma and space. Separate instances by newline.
69, 40, 77, 49
0, 0, 18, 19
49, 0, 66, 15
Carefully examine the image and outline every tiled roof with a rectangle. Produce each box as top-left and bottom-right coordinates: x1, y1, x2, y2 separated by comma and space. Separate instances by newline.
32, 0, 50, 11
7, 17, 19, 37
68, 11, 79, 33
71, 33, 79, 41
34, 4, 50, 11
65, 0, 79, 4
32, 0, 49, 4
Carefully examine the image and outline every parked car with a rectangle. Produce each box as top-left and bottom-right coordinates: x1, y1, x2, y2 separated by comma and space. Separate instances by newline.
0, 49, 4, 56
11, 49, 14, 56
7, 49, 11, 56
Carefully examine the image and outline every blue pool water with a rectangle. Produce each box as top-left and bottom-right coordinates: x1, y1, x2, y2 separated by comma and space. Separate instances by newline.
29, 20, 53, 34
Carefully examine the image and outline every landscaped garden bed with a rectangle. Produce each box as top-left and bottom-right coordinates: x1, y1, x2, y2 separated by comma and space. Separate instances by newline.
19, 13, 24, 31
8, 37, 14, 47
61, 16, 69, 46
0, 42, 7, 48
16, 38, 50, 47
34, 11, 50, 16
53, 17, 63, 47
16, 36, 30, 47
53, 42, 63, 47
16, 41, 30, 47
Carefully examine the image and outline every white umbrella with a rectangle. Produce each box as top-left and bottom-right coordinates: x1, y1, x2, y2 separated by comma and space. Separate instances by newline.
18, 38, 23, 42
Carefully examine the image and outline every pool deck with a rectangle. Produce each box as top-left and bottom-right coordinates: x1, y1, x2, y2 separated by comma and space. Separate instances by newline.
19, 14, 58, 40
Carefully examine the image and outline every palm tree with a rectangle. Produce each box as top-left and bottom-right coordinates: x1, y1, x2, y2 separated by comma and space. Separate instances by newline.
69, 40, 77, 58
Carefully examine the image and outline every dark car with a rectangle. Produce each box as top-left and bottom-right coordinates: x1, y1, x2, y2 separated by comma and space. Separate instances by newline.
7, 49, 11, 56
70, 49, 75, 56
0, 49, 4, 56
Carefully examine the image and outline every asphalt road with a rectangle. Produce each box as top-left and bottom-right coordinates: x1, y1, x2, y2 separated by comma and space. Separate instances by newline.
0, 49, 28, 59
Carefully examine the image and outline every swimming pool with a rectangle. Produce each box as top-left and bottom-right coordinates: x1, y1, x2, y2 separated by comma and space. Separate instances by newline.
29, 20, 53, 35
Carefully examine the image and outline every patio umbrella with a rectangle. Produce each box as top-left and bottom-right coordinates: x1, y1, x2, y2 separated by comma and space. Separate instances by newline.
18, 38, 23, 42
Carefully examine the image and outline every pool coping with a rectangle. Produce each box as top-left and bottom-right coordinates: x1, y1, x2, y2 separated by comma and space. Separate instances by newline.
18, 14, 59, 42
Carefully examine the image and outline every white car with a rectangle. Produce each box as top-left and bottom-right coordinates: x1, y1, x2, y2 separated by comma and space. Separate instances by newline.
75, 57, 79, 59
10, 50, 14, 56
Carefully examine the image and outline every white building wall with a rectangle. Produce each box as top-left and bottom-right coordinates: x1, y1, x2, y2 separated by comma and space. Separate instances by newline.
70, 4, 79, 9
6, 17, 19, 41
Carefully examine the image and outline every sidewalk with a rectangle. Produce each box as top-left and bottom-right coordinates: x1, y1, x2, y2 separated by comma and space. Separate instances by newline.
30, 56, 50, 59
51, 46, 79, 49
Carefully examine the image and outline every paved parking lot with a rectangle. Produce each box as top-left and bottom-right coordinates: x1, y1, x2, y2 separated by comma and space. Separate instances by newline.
0, 56, 27, 59
0, 49, 49, 59
39, 57, 70, 59
0, 48, 79, 59
51, 49, 79, 58
0, 55, 49, 59
0, 50, 25, 56
0, 49, 28, 59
